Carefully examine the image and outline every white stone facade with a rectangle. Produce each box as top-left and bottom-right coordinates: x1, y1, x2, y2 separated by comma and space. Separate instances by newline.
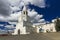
12, 6, 32, 35
33, 23, 56, 33
12, 5, 57, 35
42, 23, 56, 33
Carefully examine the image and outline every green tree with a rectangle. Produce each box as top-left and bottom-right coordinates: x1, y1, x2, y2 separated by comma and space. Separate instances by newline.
55, 17, 60, 32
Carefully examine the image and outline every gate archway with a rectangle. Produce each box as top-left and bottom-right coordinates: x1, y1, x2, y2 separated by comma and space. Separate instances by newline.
18, 29, 20, 35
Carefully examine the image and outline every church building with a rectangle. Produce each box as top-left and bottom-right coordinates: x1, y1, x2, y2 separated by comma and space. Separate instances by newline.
12, 5, 33, 35
12, 5, 59, 35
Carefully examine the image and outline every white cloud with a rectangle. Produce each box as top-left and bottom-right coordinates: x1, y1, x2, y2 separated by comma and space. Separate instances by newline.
38, 19, 45, 22
0, 24, 4, 26
8, 0, 20, 6
0, 0, 47, 33
0, 0, 11, 16
0, 29, 8, 34
0, 0, 46, 25
9, 0, 46, 8
0, 15, 8, 21
6, 0, 46, 23
26, 0, 46, 8
35, 14, 43, 20
10, 6, 20, 12
0, 0, 46, 22
0, 11, 21, 22
0, 8, 46, 31
7, 12, 21, 21
5, 25, 15, 29
0, 9, 45, 23
8, 22, 17, 25
28, 9, 37, 17
28, 9, 45, 23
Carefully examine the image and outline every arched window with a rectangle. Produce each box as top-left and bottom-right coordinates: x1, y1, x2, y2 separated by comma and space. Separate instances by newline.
23, 11, 25, 14
23, 11, 28, 15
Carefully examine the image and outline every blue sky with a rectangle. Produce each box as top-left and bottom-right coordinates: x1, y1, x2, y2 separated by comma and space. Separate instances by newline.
0, 0, 60, 30
0, 0, 59, 22
29, 0, 60, 21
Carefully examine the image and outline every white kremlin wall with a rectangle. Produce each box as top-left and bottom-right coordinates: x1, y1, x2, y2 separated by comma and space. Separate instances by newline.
33, 22, 56, 33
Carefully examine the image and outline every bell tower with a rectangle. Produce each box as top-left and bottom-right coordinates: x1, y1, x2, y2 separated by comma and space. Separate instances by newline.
12, 5, 32, 35
22, 5, 28, 21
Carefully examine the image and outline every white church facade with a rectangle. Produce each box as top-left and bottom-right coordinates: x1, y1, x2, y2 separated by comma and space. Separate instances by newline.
12, 5, 57, 35
12, 5, 33, 35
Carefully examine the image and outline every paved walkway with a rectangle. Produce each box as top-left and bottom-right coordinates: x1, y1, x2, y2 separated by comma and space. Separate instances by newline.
0, 32, 60, 40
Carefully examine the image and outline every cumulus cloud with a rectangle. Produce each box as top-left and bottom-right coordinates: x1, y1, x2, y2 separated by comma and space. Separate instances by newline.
0, 29, 8, 34
7, 0, 46, 23
0, 12, 21, 22
0, 0, 47, 33
10, 6, 20, 12
0, 0, 46, 24
0, 0, 46, 17
30, 0, 46, 8
0, 8, 46, 31
9, 0, 46, 8
28, 9, 45, 23
0, 8, 45, 23
5, 25, 15, 29
0, 0, 11, 16
0, 24, 4, 26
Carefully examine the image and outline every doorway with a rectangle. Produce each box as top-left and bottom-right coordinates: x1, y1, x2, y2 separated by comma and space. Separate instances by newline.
18, 29, 20, 35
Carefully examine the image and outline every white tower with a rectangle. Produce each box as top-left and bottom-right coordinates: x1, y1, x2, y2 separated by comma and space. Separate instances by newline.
12, 5, 32, 35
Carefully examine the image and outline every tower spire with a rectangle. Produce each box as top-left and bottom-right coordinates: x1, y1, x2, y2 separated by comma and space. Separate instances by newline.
22, 3, 28, 15
23, 4, 27, 11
